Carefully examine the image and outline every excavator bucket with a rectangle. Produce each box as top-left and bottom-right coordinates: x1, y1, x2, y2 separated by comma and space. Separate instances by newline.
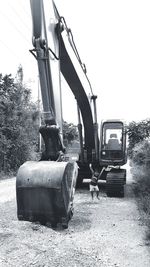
16, 161, 78, 228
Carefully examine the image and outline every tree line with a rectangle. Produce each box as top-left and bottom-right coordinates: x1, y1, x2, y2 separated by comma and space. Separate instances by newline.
0, 73, 39, 173
0, 71, 79, 174
127, 119, 150, 163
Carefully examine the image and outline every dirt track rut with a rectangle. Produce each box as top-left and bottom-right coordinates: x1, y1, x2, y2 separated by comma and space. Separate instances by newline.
0, 166, 150, 266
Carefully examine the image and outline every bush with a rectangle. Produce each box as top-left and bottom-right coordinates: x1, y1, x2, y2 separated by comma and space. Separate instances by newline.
128, 121, 150, 232
131, 141, 150, 229
0, 73, 39, 173
132, 140, 150, 166
127, 119, 150, 158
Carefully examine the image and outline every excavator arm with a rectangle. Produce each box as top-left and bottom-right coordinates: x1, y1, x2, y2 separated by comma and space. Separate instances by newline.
29, 0, 98, 162
30, 0, 64, 160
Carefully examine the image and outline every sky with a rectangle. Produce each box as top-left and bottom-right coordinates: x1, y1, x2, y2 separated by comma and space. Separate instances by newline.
0, 0, 150, 124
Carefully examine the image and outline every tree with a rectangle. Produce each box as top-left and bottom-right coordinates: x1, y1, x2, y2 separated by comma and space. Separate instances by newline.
63, 121, 79, 147
127, 119, 150, 158
0, 73, 39, 173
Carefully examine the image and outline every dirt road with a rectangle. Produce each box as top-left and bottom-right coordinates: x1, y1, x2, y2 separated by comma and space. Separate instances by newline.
0, 166, 150, 267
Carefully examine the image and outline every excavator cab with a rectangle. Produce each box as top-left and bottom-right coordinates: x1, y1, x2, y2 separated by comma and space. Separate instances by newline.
100, 120, 127, 166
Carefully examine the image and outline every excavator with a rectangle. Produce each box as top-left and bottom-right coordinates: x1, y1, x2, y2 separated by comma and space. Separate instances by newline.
16, 0, 127, 228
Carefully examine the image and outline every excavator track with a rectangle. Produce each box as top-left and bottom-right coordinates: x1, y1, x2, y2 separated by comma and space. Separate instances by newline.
106, 169, 126, 197
16, 161, 78, 228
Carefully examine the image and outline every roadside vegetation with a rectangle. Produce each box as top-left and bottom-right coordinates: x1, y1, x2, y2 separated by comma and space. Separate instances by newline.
128, 119, 150, 233
0, 69, 39, 175
0, 68, 78, 178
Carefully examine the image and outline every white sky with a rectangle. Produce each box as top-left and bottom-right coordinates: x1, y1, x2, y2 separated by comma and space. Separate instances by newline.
0, 0, 150, 124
